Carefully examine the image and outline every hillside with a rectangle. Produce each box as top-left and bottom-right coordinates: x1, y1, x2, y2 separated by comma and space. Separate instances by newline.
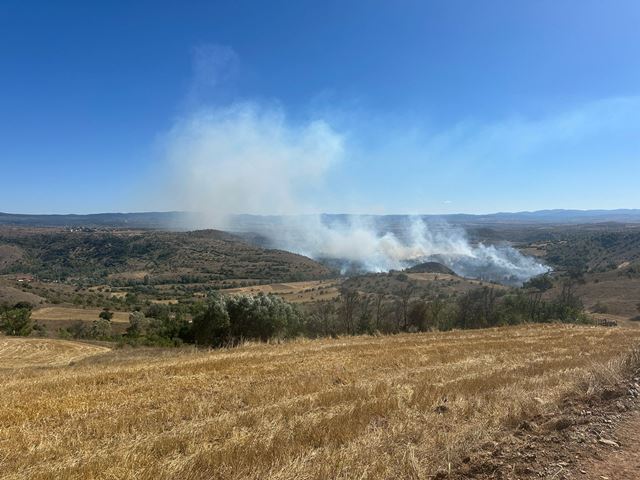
0, 227, 333, 286
404, 261, 454, 275
341, 270, 502, 299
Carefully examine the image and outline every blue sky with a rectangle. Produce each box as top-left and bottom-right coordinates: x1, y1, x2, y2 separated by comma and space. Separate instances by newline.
1, 0, 639, 214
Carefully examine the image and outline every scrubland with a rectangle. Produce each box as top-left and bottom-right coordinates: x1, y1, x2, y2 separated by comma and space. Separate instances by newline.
2, 324, 640, 479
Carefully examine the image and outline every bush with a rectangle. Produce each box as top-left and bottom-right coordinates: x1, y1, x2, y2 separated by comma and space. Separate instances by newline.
226, 294, 303, 341
189, 294, 304, 347
191, 296, 230, 346
90, 318, 112, 340
126, 311, 149, 338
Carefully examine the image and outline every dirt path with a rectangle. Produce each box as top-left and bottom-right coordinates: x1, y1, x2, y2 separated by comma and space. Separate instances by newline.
458, 371, 640, 479
578, 410, 640, 479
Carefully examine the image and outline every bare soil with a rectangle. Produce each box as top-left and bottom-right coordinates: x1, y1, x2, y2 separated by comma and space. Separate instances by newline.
457, 367, 640, 479
579, 410, 640, 479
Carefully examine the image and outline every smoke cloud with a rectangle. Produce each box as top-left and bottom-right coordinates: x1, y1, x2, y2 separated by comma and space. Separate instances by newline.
161, 46, 548, 285
231, 215, 549, 285
164, 103, 344, 226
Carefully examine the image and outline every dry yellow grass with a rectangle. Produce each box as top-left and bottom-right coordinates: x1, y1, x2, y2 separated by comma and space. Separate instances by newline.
223, 279, 340, 303
32, 306, 130, 323
1, 324, 639, 479
0, 337, 109, 369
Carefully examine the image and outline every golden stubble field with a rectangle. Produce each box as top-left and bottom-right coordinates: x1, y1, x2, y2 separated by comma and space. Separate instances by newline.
1, 324, 640, 480
31, 306, 131, 324
0, 337, 109, 369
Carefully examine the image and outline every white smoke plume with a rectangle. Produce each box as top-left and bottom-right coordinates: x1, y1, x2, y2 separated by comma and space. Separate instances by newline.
164, 103, 344, 227
160, 87, 548, 285
232, 215, 549, 285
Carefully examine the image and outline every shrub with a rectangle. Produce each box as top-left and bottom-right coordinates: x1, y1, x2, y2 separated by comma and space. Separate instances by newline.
191, 296, 230, 346
90, 318, 112, 340
126, 311, 150, 338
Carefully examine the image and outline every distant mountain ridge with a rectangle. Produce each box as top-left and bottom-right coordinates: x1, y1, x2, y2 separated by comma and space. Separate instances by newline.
1, 209, 640, 229
0, 211, 189, 228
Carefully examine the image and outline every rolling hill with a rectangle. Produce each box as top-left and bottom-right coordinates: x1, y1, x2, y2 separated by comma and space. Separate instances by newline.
0, 227, 333, 285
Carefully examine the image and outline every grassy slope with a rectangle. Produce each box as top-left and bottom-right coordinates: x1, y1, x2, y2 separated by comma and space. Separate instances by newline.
2, 324, 639, 480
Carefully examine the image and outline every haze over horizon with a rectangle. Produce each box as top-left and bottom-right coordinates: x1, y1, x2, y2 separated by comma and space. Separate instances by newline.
2, 1, 639, 215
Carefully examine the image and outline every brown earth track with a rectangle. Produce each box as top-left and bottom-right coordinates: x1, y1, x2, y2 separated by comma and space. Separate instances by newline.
456, 354, 640, 480
579, 410, 640, 479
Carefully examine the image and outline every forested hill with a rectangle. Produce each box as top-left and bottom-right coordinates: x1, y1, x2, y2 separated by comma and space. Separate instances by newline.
0, 228, 332, 285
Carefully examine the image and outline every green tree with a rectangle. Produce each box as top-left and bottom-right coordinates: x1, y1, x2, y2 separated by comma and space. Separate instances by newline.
523, 274, 553, 292
191, 296, 230, 346
407, 300, 428, 331
126, 311, 149, 338
0, 306, 33, 336
99, 308, 114, 321
226, 294, 303, 341
90, 318, 112, 340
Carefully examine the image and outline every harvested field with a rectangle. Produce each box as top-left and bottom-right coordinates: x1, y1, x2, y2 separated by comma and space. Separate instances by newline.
223, 279, 341, 303
32, 306, 130, 323
0, 336, 109, 368
2, 324, 640, 479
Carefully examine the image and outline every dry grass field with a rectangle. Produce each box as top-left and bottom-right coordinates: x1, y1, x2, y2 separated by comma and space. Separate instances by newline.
31, 306, 131, 324
2, 324, 640, 479
223, 279, 341, 303
0, 337, 109, 369
577, 275, 640, 318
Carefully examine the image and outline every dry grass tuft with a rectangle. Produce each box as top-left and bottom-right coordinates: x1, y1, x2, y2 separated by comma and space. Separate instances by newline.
1, 324, 639, 479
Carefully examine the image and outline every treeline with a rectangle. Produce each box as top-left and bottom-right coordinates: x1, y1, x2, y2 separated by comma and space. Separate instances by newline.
303, 279, 585, 337
132, 278, 585, 346
56, 296, 303, 347
2, 276, 587, 347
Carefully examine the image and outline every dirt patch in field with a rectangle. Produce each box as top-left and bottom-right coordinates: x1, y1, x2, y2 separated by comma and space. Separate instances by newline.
579, 409, 640, 479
